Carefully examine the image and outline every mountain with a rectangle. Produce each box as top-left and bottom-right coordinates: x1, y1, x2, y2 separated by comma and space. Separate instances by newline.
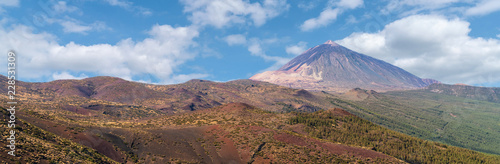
250, 40, 438, 92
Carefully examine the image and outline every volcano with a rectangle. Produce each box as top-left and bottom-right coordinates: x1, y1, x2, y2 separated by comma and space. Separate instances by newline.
250, 40, 438, 92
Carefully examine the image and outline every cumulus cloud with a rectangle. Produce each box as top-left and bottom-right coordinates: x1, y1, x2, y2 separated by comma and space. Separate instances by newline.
224, 34, 247, 45
52, 72, 88, 80
180, 0, 289, 28
336, 15, 500, 85
0, 24, 201, 84
300, 8, 340, 31
465, 0, 500, 16
285, 41, 308, 56
300, 0, 363, 31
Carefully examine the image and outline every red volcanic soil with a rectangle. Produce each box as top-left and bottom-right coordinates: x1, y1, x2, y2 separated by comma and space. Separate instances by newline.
204, 125, 243, 164
273, 133, 308, 147
330, 108, 355, 116
273, 132, 395, 160
61, 105, 93, 116
215, 102, 255, 112
18, 112, 125, 162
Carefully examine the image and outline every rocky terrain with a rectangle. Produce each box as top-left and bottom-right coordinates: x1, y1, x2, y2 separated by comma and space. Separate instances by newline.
0, 75, 499, 163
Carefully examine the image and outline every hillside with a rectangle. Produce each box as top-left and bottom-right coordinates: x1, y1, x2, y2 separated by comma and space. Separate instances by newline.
425, 83, 500, 103
328, 88, 500, 155
250, 41, 438, 92
3, 75, 333, 115
1, 76, 499, 163
3, 101, 499, 163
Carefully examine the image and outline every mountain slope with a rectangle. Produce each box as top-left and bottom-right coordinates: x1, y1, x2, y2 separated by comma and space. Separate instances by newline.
425, 83, 500, 103
4, 75, 334, 116
4, 101, 500, 163
251, 40, 438, 92
328, 87, 500, 155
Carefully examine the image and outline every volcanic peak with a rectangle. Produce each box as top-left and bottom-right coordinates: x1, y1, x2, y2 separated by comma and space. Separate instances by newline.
250, 40, 439, 92
323, 40, 339, 46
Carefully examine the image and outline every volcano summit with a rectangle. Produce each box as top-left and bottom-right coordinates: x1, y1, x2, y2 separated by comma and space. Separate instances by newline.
251, 40, 438, 92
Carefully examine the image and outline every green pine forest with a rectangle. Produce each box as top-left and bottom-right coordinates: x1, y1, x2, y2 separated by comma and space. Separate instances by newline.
288, 110, 500, 163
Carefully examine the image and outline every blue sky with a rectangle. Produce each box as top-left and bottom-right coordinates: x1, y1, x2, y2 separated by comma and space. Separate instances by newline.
1, 0, 500, 86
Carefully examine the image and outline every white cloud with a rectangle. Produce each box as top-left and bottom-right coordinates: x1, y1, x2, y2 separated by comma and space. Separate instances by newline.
105, 0, 131, 8
382, 0, 500, 17
180, 0, 289, 28
52, 72, 88, 80
285, 41, 308, 56
39, 4, 110, 35
53, 1, 79, 14
300, 0, 363, 31
386, 0, 461, 10
345, 15, 358, 24
247, 38, 291, 72
224, 34, 247, 45
337, 14, 500, 85
382, 0, 465, 16
105, 0, 152, 16
335, 0, 363, 9
297, 1, 317, 11
60, 21, 92, 33
0, 0, 19, 6
59, 20, 110, 34
0, 24, 202, 83
0, 0, 19, 13
169, 73, 210, 84
300, 8, 340, 31
497, 34, 500, 38
223, 35, 291, 72
465, 0, 500, 16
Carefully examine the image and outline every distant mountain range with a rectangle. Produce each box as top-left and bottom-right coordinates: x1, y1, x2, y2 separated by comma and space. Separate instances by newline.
251, 40, 439, 92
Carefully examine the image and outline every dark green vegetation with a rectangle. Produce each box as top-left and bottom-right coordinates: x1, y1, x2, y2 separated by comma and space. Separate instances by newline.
331, 86, 500, 155
289, 110, 500, 163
